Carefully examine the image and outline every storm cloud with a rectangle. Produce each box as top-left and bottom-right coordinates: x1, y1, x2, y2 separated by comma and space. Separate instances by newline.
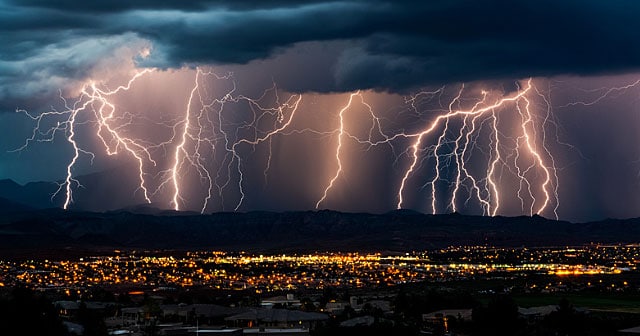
3, 1, 640, 221
3, 0, 640, 104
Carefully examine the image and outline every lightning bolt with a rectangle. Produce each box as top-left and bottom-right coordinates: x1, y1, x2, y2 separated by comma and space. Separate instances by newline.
169, 70, 200, 211
14, 69, 155, 209
154, 68, 303, 212
312, 80, 560, 218
396, 79, 559, 218
14, 66, 300, 214
88, 69, 156, 206
315, 91, 397, 209
516, 87, 552, 215
486, 109, 501, 216
560, 78, 640, 107
60, 101, 82, 208
229, 92, 303, 210
315, 92, 358, 209
17, 70, 589, 219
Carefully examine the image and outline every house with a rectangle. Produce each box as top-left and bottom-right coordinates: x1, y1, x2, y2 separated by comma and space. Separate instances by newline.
261, 294, 301, 309
353, 300, 392, 313
55, 300, 116, 318
422, 309, 473, 334
225, 308, 328, 330
121, 307, 145, 325
518, 305, 559, 320
243, 328, 309, 335
323, 301, 348, 314
160, 304, 244, 324
422, 309, 473, 322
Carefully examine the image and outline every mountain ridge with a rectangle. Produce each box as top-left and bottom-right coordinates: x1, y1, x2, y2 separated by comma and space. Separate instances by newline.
0, 205, 638, 258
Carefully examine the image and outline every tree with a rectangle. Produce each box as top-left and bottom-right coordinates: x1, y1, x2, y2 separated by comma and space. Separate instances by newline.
544, 298, 587, 336
472, 295, 523, 336
78, 302, 108, 336
0, 287, 67, 336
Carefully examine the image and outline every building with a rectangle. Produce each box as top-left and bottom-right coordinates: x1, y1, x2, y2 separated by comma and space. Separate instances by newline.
161, 304, 245, 324
225, 308, 328, 330
518, 305, 559, 320
243, 328, 309, 336
323, 301, 348, 314
261, 294, 301, 309
55, 300, 116, 318
422, 309, 473, 334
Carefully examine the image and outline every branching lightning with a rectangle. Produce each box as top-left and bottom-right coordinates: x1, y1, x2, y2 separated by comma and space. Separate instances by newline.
315, 92, 357, 209
395, 79, 559, 217
169, 70, 200, 211
15, 69, 155, 209
17, 69, 578, 219
16, 68, 302, 213
157, 68, 303, 212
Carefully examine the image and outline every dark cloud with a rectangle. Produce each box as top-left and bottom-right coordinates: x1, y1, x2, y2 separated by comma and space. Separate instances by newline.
2, 0, 640, 104
7, 0, 339, 13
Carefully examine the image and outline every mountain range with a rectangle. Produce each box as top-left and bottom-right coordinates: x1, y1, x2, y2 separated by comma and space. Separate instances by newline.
0, 168, 149, 212
0, 176, 639, 258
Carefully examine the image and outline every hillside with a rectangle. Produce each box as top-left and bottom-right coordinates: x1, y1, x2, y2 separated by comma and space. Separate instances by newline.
0, 207, 638, 258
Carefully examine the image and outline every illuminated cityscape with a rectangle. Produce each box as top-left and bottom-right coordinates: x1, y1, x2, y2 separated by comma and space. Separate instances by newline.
3, 244, 638, 293
1, 244, 638, 335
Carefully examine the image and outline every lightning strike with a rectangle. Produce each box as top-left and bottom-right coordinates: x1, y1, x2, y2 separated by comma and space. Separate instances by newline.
151, 68, 304, 212
517, 89, 552, 215
15, 69, 155, 209
17, 70, 566, 219
396, 79, 559, 218
229, 92, 302, 210
170, 70, 200, 211
314, 91, 395, 209
87, 69, 156, 205
486, 110, 501, 216
61, 102, 81, 209
315, 92, 358, 209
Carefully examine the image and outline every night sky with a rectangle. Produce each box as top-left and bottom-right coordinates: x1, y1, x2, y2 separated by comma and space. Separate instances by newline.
1, 0, 640, 222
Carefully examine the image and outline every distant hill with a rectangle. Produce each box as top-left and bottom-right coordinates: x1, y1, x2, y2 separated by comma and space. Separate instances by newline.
0, 208, 638, 258
0, 179, 60, 209
0, 168, 149, 212
0, 196, 33, 213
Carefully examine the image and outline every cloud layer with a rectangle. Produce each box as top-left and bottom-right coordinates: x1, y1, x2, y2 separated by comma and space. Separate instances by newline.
3, 0, 640, 105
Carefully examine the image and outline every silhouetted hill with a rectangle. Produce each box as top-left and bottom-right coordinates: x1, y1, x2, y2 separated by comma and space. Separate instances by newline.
0, 208, 638, 258
111, 203, 169, 216
0, 179, 60, 209
0, 169, 149, 212
60, 169, 149, 211
0, 196, 33, 213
